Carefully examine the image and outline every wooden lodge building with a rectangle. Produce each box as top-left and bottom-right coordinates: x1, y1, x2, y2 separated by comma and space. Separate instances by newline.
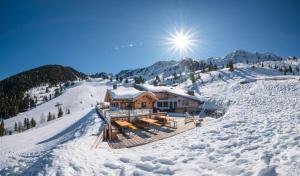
104, 87, 158, 110
135, 84, 204, 114
104, 85, 204, 114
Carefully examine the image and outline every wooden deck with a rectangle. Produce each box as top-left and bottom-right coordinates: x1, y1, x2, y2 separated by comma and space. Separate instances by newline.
107, 120, 196, 149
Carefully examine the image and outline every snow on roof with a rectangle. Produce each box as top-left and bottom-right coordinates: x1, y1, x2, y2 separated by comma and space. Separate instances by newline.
108, 87, 144, 100
137, 84, 204, 102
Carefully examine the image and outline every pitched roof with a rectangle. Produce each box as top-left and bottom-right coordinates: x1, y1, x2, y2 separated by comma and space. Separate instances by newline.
107, 87, 157, 101
136, 84, 205, 102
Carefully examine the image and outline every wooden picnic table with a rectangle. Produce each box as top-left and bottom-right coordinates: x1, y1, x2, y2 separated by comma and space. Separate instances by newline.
140, 118, 161, 128
155, 115, 174, 121
140, 118, 158, 124
155, 116, 177, 128
114, 120, 138, 134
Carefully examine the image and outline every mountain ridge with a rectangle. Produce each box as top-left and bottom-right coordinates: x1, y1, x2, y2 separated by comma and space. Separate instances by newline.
0, 64, 87, 119
116, 50, 295, 80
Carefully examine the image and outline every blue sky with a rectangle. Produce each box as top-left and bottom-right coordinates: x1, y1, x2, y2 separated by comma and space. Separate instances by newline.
1, 0, 300, 79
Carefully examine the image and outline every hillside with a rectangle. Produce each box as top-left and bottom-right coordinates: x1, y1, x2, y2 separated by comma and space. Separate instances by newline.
1, 66, 300, 175
116, 50, 298, 81
1, 51, 300, 175
0, 65, 87, 119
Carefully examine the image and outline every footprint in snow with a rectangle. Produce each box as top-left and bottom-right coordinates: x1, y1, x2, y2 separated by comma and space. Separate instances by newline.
154, 166, 175, 175
140, 156, 156, 162
120, 157, 130, 163
104, 163, 121, 169
135, 163, 158, 172
189, 143, 207, 150
155, 158, 175, 165
182, 157, 195, 163
216, 135, 231, 141
222, 123, 236, 128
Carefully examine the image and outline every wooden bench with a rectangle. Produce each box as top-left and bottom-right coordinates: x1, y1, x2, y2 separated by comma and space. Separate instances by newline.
114, 120, 138, 135
152, 122, 162, 127
135, 122, 150, 130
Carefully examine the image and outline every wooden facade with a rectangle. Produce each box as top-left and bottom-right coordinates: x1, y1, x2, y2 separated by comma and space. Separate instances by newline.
104, 90, 157, 110
104, 87, 203, 114
153, 92, 202, 114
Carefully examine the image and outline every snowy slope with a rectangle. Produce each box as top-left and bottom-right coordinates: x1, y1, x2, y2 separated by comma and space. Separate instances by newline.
4, 80, 108, 131
1, 70, 300, 175
0, 79, 109, 174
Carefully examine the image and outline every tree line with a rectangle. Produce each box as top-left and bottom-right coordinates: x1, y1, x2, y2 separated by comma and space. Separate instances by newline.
0, 65, 84, 119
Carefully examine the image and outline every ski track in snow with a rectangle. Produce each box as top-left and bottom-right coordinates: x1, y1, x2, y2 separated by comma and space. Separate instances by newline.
1, 67, 300, 175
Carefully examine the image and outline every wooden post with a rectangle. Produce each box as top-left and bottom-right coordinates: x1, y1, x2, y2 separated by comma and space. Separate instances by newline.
103, 124, 107, 141
108, 116, 112, 140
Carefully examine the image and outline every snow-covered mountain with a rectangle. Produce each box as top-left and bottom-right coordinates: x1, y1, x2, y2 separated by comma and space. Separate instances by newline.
117, 50, 295, 80
206, 50, 285, 66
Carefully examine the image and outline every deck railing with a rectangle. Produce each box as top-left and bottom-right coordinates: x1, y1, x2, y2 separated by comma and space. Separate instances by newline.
108, 108, 152, 117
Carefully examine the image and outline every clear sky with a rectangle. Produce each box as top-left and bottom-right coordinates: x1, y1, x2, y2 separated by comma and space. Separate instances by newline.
1, 0, 300, 80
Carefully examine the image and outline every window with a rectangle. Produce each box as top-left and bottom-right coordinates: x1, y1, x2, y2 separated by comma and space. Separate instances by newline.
163, 102, 168, 107
157, 102, 162, 107
141, 102, 146, 108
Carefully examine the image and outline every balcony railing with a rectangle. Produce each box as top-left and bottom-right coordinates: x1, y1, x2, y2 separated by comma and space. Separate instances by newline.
108, 108, 152, 118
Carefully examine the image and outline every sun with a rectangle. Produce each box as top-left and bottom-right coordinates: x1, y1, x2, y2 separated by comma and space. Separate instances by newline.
166, 28, 197, 55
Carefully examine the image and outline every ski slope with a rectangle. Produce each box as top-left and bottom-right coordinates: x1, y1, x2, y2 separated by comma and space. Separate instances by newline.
0, 79, 109, 174
1, 67, 300, 175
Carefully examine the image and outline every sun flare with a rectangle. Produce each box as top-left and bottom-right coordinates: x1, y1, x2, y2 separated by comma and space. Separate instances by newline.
166, 28, 197, 55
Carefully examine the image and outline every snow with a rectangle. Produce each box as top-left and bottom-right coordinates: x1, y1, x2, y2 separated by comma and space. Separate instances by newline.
109, 86, 144, 100
1, 65, 300, 175
0, 80, 109, 173
138, 84, 204, 102
4, 80, 108, 131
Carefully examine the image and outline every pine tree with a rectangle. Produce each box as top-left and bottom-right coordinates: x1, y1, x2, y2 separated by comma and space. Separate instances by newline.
228, 61, 234, 71
173, 73, 177, 80
23, 118, 27, 129
288, 65, 293, 73
0, 120, 5, 136
52, 114, 56, 120
47, 112, 52, 121
58, 107, 63, 118
189, 72, 196, 83
284, 67, 287, 75
26, 118, 30, 129
14, 122, 18, 131
43, 96, 48, 102
54, 89, 60, 98
213, 64, 218, 70
155, 75, 160, 82
18, 121, 22, 132
125, 78, 129, 83
29, 98, 36, 109
67, 109, 71, 114
30, 118, 36, 127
